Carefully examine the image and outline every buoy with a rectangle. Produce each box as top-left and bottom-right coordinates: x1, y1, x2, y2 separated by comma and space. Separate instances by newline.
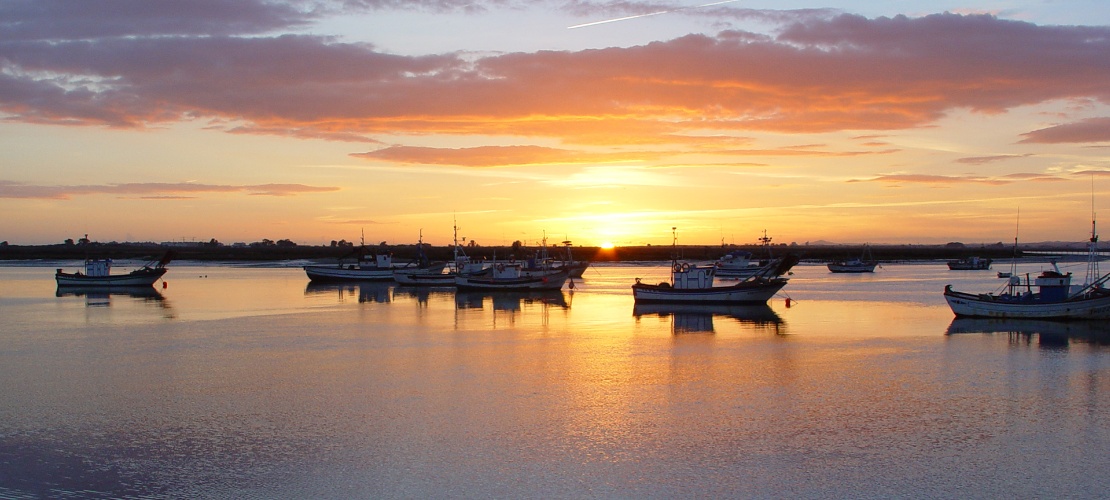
785, 297, 792, 307
569, 279, 575, 289
162, 281, 168, 289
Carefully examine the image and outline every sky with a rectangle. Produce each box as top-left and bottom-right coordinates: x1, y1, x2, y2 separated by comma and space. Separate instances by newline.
3, 1, 1110, 247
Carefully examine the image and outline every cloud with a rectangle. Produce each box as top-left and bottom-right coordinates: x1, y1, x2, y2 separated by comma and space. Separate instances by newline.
0, 180, 339, 200
2, 8, 1110, 149
0, 0, 314, 40
852, 173, 1065, 185
352, 145, 664, 166
956, 154, 1032, 165
1019, 117, 1110, 143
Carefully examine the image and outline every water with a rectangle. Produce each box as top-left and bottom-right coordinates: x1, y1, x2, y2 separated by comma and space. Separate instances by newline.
1, 261, 1108, 498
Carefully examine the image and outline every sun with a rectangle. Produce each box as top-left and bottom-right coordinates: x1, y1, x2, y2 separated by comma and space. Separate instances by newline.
600, 241, 615, 249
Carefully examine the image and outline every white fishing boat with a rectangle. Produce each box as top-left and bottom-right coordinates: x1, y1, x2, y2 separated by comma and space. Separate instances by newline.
559, 240, 590, 278
947, 256, 992, 270
393, 221, 490, 287
306, 253, 447, 282
827, 245, 878, 273
632, 228, 792, 304
633, 262, 790, 304
714, 231, 795, 279
944, 221, 1110, 319
455, 262, 568, 291
55, 253, 172, 287
305, 231, 446, 282
713, 251, 763, 279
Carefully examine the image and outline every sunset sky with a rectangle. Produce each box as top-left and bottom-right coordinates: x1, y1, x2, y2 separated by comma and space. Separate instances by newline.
3, 1, 1110, 247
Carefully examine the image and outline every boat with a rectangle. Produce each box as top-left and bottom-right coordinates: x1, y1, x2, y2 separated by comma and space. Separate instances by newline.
393, 221, 490, 287
714, 231, 796, 279
632, 228, 794, 304
947, 256, 992, 270
455, 262, 568, 291
558, 240, 590, 278
516, 235, 589, 278
304, 232, 446, 283
944, 221, 1110, 319
827, 245, 878, 273
55, 253, 172, 287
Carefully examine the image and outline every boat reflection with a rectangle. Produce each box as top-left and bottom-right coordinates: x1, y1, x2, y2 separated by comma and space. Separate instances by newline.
946, 317, 1110, 348
632, 303, 785, 334
304, 281, 393, 304
55, 285, 172, 316
455, 290, 569, 311
393, 286, 456, 306
56, 285, 165, 303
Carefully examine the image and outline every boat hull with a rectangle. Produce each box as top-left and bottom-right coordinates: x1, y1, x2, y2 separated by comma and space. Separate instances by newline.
455, 271, 569, 291
304, 265, 394, 282
943, 289, 1110, 319
55, 268, 166, 287
632, 278, 787, 304
393, 272, 456, 286
827, 263, 877, 273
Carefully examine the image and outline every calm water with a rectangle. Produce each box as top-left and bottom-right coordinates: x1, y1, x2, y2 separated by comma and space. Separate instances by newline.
1, 260, 1108, 498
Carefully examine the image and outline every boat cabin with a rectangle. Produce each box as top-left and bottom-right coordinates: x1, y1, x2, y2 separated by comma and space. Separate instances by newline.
1035, 271, 1072, 301
672, 264, 715, 289
85, 259, 112, 277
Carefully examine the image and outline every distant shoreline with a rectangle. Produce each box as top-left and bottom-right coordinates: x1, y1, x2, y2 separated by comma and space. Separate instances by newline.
0, 242, 1095, 263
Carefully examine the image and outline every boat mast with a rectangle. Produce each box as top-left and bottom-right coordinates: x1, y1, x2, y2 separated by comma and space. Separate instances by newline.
1086, 187, 1099, 286
671, 227, 678, 268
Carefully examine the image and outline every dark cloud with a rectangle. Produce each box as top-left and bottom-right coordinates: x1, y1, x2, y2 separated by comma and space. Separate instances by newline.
1019, 117, 1110, 143
1, 8, 1109, 149
0, 0, 314, 41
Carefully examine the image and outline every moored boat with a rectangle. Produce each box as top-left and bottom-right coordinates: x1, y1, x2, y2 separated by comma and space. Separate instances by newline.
944, 270, 1110, 319
947, 256, 992, 270
714, 230, 795, 279
455, 262, 568, 291
827, 244, 878, 273
944, 222, 1110, 319
632, 228, 793, 305
632, 262, 790, 304
305, 232, 446, 282
55, 253, 172, 287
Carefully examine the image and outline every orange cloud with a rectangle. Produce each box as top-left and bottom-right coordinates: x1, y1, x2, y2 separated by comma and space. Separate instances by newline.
854, 173, 1064, 185
0, 181, 339, 200
351, 145, 665, 166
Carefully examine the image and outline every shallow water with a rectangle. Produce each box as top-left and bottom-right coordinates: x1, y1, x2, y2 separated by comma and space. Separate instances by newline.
1, 261, 1108, 498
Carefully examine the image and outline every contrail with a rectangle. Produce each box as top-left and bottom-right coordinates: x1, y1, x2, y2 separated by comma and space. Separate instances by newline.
568, 0, 741, 29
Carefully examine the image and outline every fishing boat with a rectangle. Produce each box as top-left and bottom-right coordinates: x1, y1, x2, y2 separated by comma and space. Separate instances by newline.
827, 245, 878, 273
55, 253, 172, 287
633, 262, 792, 304
306, 253, 447, 282
558, 240, 590, 278
947, 256, 992, 270
305, 231, 446, 282
455, 262, 568, 291
632, 228, 794, 304
944, 221, 1110, 319
393, 221, 490, 287
714, 231, 796, 279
